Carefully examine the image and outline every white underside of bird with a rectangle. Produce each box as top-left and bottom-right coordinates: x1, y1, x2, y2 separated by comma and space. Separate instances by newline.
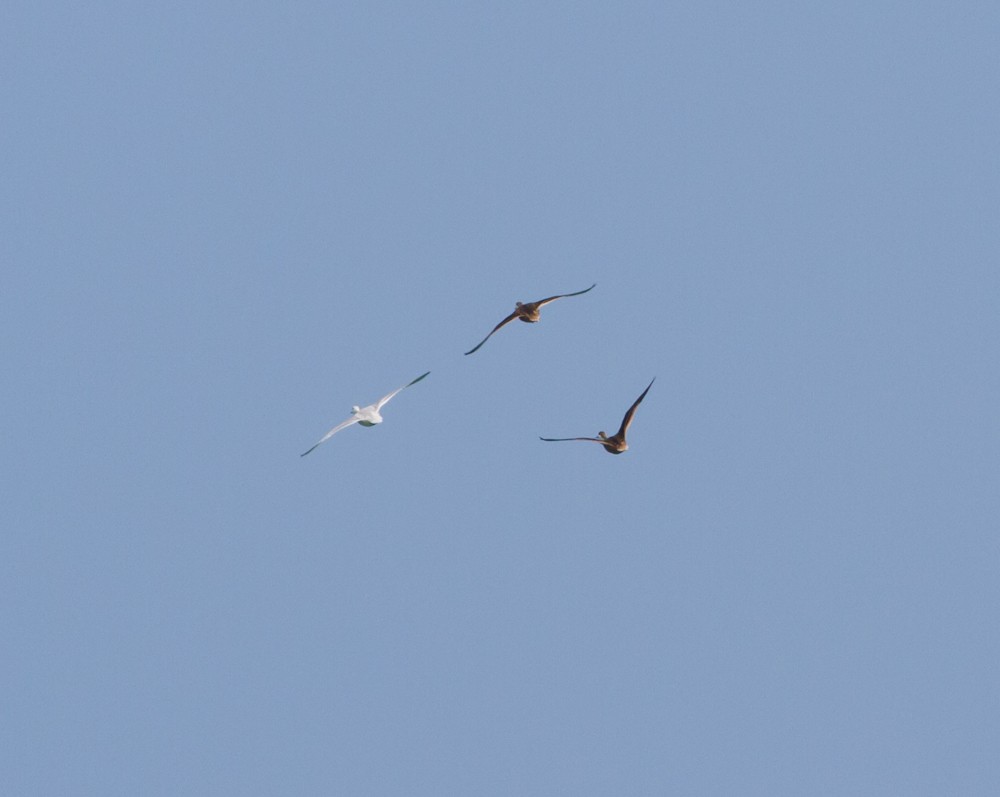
301, 371, 430, 456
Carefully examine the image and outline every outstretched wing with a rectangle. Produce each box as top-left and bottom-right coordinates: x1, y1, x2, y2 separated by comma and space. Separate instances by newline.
301, 416, 361, 456
533, 282, 596, 309
464, 311, 520, 355
616, 377, 655, 438
539, 436, 606, 444
374, 370, 431, 410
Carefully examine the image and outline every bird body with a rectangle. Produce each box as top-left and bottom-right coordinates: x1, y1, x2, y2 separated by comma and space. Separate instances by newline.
513, 301, 541, 323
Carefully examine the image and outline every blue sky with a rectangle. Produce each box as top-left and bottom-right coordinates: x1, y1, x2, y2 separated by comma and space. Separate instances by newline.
2, 2, 998, 794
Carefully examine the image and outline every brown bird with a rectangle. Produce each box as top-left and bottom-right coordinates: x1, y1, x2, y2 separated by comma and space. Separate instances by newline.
540, 378, 655, 454
464, 283, 596, 355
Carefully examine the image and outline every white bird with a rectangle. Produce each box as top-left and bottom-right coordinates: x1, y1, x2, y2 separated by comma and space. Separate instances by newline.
301, 371, 430, 456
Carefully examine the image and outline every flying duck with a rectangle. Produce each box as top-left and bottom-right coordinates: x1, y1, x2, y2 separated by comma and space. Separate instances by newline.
301, 371, 430, 456
464, 283, 596, 355
540, 377, 655, 455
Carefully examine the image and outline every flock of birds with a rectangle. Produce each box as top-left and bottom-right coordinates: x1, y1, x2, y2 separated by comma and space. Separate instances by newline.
301, 283, 654, 457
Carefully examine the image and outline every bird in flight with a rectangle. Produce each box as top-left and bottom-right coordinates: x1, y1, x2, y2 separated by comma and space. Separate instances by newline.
301, 371, 430, 456
464, 283, 596, 355
540, 377, 655, 455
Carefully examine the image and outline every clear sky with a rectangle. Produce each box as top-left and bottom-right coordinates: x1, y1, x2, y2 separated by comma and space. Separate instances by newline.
3, 2, 998, 794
